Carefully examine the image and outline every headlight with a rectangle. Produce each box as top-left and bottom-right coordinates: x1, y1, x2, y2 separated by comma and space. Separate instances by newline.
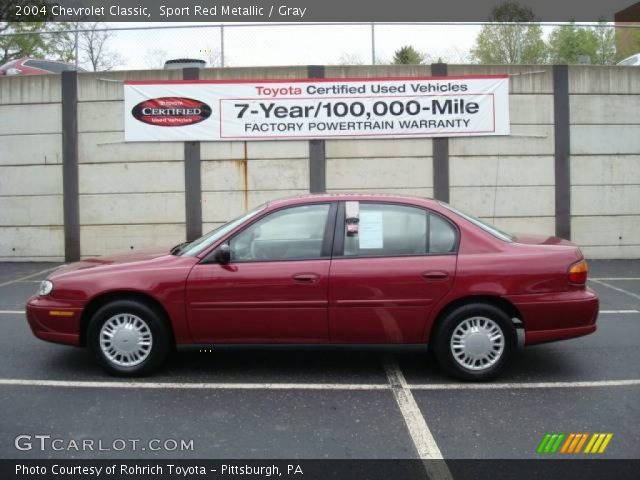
38, 280, 53, 296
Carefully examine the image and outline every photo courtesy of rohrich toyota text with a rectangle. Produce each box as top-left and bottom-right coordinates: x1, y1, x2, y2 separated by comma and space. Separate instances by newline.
0, 0, 639, 479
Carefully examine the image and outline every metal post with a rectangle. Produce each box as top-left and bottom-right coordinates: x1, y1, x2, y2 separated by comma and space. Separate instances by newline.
431, 63, 450, 203
220, 24, 225, 67
61, 71, 80, 261
371, 23, 376, 65
553, 64, 571, 240
183, 67, 203, 241
308, 66, 326, 193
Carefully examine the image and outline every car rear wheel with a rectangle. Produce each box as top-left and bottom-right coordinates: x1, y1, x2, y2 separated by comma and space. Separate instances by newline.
433, 303, 516, 381
87, 300, 171, 376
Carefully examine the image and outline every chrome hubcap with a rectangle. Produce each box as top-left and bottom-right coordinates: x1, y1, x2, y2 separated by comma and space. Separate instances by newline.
450, 316, 504, 371
99, 314, 152, 367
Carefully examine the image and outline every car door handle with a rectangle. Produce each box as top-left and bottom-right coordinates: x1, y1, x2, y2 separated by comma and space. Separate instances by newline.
292, 273, 319, 283
421, 271, 449, 280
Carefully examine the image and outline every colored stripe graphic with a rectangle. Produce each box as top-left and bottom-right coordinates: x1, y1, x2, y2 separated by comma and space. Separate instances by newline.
537, 433, 565, 453
560, 433, 575, 453
574, 433, 589, 453
585, 433, 614, 454
550, 434, 565, 453
536, 434, 551, 453
540, 433, 613, 454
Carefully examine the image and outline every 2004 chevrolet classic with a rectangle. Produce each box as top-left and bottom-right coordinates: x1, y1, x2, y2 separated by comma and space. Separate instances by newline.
26, 194, 598, 380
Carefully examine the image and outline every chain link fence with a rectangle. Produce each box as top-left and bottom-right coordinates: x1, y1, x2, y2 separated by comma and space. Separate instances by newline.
1, 22, 639, 71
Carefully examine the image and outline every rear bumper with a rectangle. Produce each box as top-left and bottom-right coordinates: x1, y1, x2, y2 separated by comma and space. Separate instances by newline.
505, 288, 599, 345
25, 295, 82, 346
525, 324, 597, 345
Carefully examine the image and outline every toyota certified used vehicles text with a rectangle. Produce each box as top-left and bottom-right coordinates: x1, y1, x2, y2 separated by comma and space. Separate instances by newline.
26, 194, 599, 381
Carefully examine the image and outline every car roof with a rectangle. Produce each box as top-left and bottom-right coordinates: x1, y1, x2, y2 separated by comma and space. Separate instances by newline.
265, 193, 440, 209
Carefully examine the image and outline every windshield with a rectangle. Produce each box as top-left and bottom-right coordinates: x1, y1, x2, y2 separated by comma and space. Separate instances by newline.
178, 204, 267, 256
439, 202, 514, 242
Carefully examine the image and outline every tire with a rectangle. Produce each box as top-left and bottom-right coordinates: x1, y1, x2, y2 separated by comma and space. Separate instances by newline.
432, 303, 516, 381
87, 299, 171, 377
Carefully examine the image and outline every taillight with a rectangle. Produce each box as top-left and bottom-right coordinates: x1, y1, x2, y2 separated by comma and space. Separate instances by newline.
568, 259, 588, 285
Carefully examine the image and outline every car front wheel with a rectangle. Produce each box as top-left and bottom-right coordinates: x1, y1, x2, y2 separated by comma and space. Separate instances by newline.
87, 300, 171, 376
433, 303, 516, 381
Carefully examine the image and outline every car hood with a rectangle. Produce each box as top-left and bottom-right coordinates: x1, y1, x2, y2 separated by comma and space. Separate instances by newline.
513, 233, 575, 247
50, 246, 172, 277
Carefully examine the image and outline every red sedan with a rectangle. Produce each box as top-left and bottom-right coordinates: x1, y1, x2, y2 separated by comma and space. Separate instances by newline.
26, 194, 598, 380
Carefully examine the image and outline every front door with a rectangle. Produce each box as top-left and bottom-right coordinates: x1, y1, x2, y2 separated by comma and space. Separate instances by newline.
186, 203, 336, 343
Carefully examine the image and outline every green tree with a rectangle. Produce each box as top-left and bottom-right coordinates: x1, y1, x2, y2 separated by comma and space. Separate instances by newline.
392, 45, 425, 65
1, 23, 48, 64
1, 22, 75, 64
549, 23, 617, 65
471, 1, 548, 64
0, 0, 76, 64
591, 22, 617, 65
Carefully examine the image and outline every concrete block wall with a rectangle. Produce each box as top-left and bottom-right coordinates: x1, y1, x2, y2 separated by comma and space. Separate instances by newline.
76, 70, 187, 257
0, 76, 64, 260
0, 65, 638, 260
447, 65, 556, 236
324, 66, 434, 198
198, 67, 311, 232
569, 66, 640, 259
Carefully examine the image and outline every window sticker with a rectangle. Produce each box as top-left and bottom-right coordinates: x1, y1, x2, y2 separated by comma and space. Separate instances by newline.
359, 211, 384, 249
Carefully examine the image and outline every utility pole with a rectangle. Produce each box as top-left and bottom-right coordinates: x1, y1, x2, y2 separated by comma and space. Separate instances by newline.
74, 23, 79, 68
371, 23, 376, 65
220, 24, 225, 67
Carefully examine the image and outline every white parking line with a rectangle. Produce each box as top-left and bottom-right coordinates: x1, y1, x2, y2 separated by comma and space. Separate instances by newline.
590, 279, 640, 302
383, 356, 452, 480
0, 376, 640, 392
0, 267, 58, 288
1, 377, 638, 391
600, 310, 639, 314
0, 310, 25, 314
591, 277, 640, 281
410, 379, 640, 390
0, 379, 388, 390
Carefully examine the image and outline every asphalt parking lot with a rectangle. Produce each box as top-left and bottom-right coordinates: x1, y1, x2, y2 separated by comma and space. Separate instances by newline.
0, 260, 638, 462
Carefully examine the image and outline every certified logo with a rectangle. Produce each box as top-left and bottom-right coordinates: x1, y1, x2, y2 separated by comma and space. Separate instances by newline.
132, 97, 212, 126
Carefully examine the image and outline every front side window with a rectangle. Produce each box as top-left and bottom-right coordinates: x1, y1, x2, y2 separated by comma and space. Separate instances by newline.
343, 202, 458, 257
179, 204, 267, 257
230, 204, 331, 262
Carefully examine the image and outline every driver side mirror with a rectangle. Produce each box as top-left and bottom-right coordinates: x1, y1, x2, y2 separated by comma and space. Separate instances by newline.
212, 244, 231, 265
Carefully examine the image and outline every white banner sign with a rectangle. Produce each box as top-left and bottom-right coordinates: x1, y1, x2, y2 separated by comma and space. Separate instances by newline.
124, 75, 510, 141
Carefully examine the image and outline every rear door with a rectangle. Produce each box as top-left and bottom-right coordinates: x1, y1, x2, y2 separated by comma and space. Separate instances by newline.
328, 201, 457, 343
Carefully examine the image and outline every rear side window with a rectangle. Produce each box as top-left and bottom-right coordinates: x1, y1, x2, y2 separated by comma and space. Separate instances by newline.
429, 213, 457, 253
342, 202, 457, 257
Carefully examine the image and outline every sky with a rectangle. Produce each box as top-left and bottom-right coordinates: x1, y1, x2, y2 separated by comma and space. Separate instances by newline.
103, 23, 483, 70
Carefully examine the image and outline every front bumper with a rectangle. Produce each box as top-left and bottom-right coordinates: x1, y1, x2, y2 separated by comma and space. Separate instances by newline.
25, 295, 83, 346
505, 287, 599, 345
